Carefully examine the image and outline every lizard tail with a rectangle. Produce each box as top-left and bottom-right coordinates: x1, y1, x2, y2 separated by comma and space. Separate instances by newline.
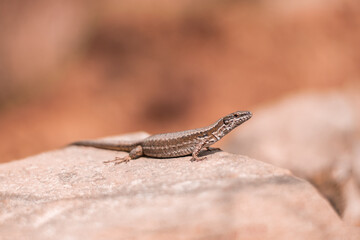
70, 140, 141, 152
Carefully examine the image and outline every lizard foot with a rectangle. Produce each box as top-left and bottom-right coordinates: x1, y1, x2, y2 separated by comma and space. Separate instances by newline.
103, 156, 131, 165
190, 156, 207, 162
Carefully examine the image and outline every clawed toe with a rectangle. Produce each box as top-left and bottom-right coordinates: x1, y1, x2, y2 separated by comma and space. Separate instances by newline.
114, 158, 130, 165
103, 156, 130, 165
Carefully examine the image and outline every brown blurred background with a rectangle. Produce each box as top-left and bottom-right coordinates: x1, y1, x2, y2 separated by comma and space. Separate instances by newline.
0, 0, 359, 163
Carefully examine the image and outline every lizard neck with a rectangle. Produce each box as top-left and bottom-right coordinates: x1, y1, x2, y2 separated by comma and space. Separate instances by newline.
198, 118, 223, 136
207, 117, 237, 141
194, 118, 227, 148
210, 121, 228, 140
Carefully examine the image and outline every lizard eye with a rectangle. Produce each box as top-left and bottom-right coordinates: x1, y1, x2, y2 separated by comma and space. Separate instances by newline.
234, 113, 239, 117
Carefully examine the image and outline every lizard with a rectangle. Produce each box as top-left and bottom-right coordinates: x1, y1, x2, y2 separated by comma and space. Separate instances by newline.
71, 111, 252, 164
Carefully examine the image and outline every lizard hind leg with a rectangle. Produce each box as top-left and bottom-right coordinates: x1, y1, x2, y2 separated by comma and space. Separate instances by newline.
103, 145, 143, 165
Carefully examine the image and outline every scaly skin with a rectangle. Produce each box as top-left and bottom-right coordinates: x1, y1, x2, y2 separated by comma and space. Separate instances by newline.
71, 111, 252, 164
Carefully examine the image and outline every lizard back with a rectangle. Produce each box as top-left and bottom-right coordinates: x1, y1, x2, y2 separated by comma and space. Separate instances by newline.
141, 119, 223, 158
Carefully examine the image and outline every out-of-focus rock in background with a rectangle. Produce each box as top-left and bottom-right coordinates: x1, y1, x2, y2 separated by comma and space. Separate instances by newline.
224, 88, 360, 226
0, 136, 358, 240
0, 0, 360, 163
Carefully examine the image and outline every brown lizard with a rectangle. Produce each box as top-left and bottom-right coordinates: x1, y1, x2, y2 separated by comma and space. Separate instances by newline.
71, 111, 252, 164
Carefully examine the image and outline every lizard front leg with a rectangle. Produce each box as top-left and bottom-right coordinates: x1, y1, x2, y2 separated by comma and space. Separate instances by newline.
190, 141, 208, 162
104, 145, 143, 164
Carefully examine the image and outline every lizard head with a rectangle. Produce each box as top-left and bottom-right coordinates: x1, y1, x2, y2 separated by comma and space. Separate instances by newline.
222, 111, 252, 133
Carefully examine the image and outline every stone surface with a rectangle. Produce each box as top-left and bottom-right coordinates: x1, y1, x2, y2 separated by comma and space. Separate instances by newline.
0, 133, 357, 240
343, 177, 360, 226
224, 90, 360, 225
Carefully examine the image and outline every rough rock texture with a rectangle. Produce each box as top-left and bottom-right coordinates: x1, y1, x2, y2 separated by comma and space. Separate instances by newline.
224, 90, 360, 226
0, 133, 358, 240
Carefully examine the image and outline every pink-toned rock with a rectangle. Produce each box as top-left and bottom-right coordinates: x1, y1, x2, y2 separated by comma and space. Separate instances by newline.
0, 133, 357, 240
224, 90, 360, 226
343, 177, 360, 226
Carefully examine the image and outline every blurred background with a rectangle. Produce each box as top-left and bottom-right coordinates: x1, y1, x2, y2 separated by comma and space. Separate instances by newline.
1, 0, 360, 226
1, 0, 359, 163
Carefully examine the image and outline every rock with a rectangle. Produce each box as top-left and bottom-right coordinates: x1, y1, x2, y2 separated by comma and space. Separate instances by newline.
0, 133, 357, 240
224, 90, 360, 225
343, 177, 360, 226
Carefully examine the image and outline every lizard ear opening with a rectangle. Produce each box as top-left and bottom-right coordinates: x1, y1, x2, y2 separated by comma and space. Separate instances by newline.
223, 118, 230, 125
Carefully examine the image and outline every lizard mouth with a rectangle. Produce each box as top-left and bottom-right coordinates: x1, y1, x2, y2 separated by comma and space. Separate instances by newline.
239, 111, 252, 122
